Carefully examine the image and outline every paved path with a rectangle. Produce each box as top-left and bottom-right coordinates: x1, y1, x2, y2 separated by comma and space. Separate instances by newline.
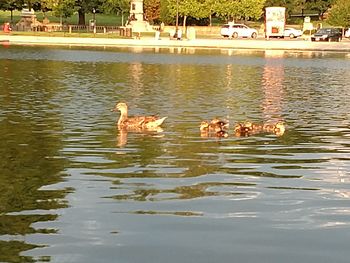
1, 34, 350, 51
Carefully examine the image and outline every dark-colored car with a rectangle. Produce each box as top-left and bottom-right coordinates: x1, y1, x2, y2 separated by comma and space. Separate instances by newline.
311, 28, 342, 42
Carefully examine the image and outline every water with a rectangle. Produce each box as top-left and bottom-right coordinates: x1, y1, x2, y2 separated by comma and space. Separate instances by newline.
1, 45, 350, 263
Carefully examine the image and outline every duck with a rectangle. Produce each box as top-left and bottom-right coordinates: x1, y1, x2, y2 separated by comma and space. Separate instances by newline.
111, 102, 167, 129
233, 122, 251, 137
233, 121, 264, 137
200, 119, 229, 138
243, 121, 263, 133
210, 118, 229, 130
263, 121, 285, 136
199, 121, 223, 133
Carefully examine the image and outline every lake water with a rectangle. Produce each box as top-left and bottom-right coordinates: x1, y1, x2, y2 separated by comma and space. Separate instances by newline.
1, 45, 350, 263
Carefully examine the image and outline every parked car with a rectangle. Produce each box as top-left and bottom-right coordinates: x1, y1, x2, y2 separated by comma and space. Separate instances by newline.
311, 28, 342, 42
345, 28, 350, 38
284, 27, 303, 38
220, 23, 258, 39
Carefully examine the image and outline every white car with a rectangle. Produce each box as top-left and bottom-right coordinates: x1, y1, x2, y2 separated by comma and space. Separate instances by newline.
345, 28, 350, 38
284, 27, 303, 38
220, 24, 258, 39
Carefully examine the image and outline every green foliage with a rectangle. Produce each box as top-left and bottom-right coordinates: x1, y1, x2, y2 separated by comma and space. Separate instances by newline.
101, 0, 129, 15
159, 0, 172, 24
144, 0, 160, 23
51, 0, 76, 18
327, 0, 350, 27
238, 0, 266, 20
264, 0, 333, 17
0, 0, 24, 11
305, 0, 333, 16
216, 0, 266, 21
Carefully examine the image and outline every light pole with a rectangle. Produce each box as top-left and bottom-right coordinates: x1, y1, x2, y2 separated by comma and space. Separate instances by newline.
175, 0, 179, 38
92, 8, 96, 34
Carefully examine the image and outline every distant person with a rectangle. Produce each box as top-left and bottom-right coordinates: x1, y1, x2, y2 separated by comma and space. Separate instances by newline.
177, 29, 182, 40
3, 22, 12, 33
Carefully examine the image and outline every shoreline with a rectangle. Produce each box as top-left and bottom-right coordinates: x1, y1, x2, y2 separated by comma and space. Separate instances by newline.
1, 34, 350, 52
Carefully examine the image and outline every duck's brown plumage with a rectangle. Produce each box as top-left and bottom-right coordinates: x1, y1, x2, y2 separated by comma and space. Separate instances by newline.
200, 119, 229, 138
263, 122, 285, 136
234, 121, 285, 137
112, 102, 167, 129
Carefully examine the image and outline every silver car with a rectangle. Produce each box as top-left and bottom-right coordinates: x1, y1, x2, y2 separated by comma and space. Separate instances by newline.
284, 27, 303, 38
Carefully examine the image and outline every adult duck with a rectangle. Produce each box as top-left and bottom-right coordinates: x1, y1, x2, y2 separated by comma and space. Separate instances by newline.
112, 102, 167, 129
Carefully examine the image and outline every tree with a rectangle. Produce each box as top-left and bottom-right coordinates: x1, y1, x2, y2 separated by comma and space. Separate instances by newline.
237, 0, 266, 20
201, 0, 219, 26
165, 0, 200, 28
74, 0, 102, 25
101, 0, 129, 25
160, 0, 174, 24
144, 0, 160, 24
305, 0, 333, 17
327, 0, 350, 27
216, 0, 266, 22
0, 0, 24, 22
51, 0, 76, 22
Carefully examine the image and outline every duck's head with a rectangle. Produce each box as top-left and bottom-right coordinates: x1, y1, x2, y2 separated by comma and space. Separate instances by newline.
234, 123, 243, 132
112, 102, 128, 113
275, 122, 285, 136
244, 121, 253, 130
200, 121, 209, 131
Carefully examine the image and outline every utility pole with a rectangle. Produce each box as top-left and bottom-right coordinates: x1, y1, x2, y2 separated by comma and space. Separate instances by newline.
175, 0, 179, 38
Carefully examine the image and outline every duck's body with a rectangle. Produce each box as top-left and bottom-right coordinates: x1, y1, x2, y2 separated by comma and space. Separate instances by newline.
200, 121, 221, 133
243, 121, 263, 133
210, 118, 229, 130
112, 102, 167, 129
200, 119, 229, 138
234, 123, 251, 137
263, 122, 285, 136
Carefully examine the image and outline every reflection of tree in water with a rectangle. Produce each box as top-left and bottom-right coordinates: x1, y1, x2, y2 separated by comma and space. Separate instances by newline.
110, 181, 255, 201
0, 240, 39, 263
0, 60, 69, 261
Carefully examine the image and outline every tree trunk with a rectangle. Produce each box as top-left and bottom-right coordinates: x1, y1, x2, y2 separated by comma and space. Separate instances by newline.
78, 9, 85, 25
209, 14, 212, 26
183, 15, 187, 34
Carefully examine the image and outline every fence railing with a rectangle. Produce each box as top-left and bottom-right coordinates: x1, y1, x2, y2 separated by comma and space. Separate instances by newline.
2, 24, 176, 37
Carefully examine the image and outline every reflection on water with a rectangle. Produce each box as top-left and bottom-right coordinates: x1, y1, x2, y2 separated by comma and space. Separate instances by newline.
1, 46, 350, 263
262, 52, 285, 123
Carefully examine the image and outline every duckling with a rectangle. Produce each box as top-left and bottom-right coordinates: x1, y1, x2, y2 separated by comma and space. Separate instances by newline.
200, 120, 229, 138
210, 118, 229, 130
243, 121, 263, 133
111, 102, 167, 129
273, 122, 285, 136
263, 121, 285, 136
200, 119, 229, 133
233, 123, 251, 137
215, 129, 229, 138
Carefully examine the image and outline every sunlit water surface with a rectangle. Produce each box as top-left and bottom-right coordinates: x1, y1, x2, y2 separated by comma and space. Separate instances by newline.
1, 45, 350, 263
